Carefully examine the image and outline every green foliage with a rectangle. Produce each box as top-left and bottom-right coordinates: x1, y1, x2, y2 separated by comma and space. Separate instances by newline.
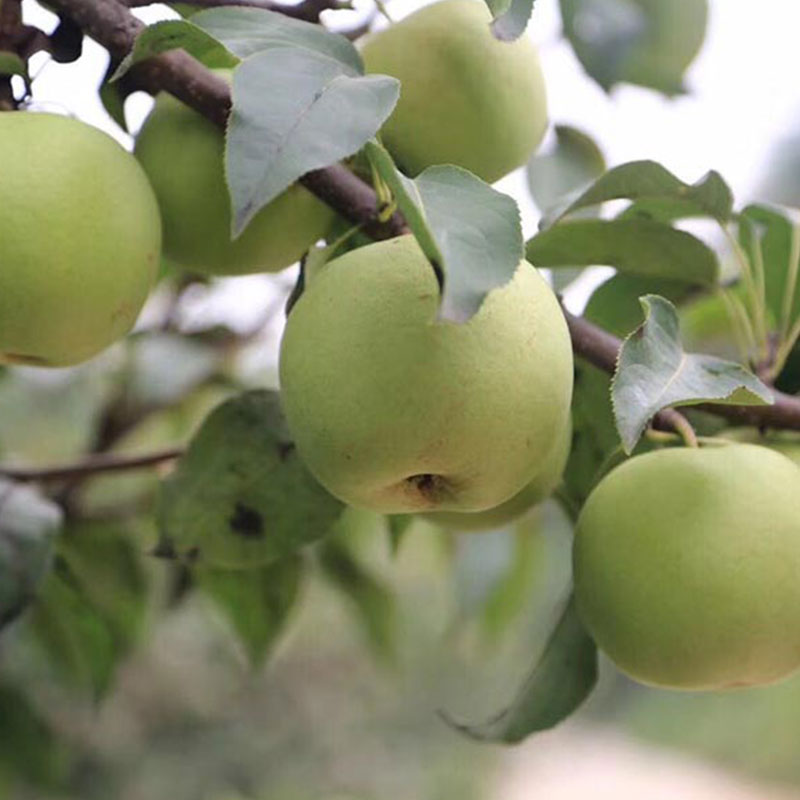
27, 522, 148, 697
443, 595, 597, 742
158, 390, 345, 568
196, 556, 304, 666
365, 141, 524, 322
484, 0, 536, 41
612, 295, 772, 452
560, 0, 708, 94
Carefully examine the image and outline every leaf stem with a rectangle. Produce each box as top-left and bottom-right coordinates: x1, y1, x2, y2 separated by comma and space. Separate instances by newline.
779, 222, 800, 344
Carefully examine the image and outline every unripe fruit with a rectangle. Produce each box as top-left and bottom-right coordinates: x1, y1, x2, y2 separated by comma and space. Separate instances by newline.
573, 443, 800, 690
361, 0, 548, 183
425, 418, 571, 531
0, 112, 160, 367
134, 91, 334, 276
279, 235, 573, 514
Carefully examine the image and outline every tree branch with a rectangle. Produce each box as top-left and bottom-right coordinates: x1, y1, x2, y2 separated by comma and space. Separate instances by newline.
563, 308, 800, 431
46, 0, 407, 239
0, 448, 182, 483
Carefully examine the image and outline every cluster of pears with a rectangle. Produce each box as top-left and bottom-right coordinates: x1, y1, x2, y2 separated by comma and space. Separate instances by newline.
0, 0, 548, 369
573, 440, 800, 690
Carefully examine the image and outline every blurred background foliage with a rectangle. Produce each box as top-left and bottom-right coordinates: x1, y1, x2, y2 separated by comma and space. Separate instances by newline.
3, 0, 800, 797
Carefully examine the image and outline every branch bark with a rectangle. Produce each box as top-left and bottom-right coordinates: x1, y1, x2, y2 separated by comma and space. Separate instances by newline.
46, 0, 407, 239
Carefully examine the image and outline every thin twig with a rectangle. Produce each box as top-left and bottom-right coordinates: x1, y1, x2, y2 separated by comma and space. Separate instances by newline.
1, 448, 182, 483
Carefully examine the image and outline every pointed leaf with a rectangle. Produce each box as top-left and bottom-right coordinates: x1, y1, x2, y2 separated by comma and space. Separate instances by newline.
612, 295, 773, 453
416, 167, 523, 321
28, 560, 118, 697
158, 390, 344, 569
0, 480, 61, 630
527, 219, 718, 286
364, 143, 523, 322
485, 0, 535, 41
0, 683, 70, 789
27, 523, 148, 697
193, 6, 362, 71
527, 124, 606, 214
363, 139, 443, 271
227, 48, 398, 234
558, 160, 733, 223
111, 20, 238, 81
443, 595, 597, 742
196, 556, 303, 666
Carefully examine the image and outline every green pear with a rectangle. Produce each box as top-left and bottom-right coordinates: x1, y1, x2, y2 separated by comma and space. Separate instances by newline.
424, 418, 571, 531
573, 443, 800, 690
0, 112, 160, 367
279, 235, 573, 514
360, 0, 548, 183
134, 89, 334, 276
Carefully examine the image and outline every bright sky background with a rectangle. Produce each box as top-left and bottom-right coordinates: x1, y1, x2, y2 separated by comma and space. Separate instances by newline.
17, 0, 800, 347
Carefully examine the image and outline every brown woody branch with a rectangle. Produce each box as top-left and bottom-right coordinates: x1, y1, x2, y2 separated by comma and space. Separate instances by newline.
46, 0, 406, 239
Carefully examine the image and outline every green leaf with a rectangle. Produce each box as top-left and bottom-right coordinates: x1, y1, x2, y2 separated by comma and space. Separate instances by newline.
582, 273, 693, 337
612, 295, 773, 453
479, 520, 545, 641
27, 523, 148, 697
28, 560, 118, 697
0, 480, 61, 629
739, 205, 800, 328
99, 60, 130, 132
558, 160, 733, 223
111, 20, 238, 81
158, 390, 344, 569
560, 0, 708, 95
0, 683, 70, 789
227, 49, 398, 235
364, 142, 524, 322
484, 0, 535, 41
363, 139, 442, 270
562, 275, 690, 508
196, 556, 303, 666
58, 522, 149, 649
443, 595, 597, 742
193, 6, 363, 72
527, 124, 606, 214
317, 537, 395, 662
526, 219, 718, 286
416, 167, 523, 321
386, 514, 413, 555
